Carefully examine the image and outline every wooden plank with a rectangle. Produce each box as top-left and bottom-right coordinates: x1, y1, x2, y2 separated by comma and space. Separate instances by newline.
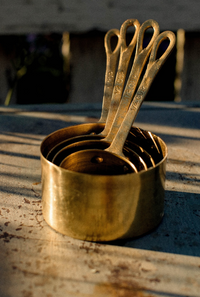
68, 32, 106, 104
181, 32, 200, 101
0, 0, 200, 34
0, 102, 200, 296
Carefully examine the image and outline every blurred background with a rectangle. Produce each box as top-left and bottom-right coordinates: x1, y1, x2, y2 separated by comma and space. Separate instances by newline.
0, 0, 199, 105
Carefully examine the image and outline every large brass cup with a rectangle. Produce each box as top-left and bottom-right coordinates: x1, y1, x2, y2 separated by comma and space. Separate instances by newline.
40, 123, 167, 242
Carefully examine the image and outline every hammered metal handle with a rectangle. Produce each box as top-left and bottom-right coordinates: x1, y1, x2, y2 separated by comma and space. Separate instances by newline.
107, 30, 176, 157
101, 18, 140, 134
99, 28, 121, 123
104, 19, 160, 142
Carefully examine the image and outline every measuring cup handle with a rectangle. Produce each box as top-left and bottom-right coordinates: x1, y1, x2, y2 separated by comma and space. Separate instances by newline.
99, 29, 121, 123
107, 30, 176, 157
135, 19, 160, 56
104, 19, 160, 142
148, 31, 176, 68
120, 18, 140, 52
101, 19, 140, 135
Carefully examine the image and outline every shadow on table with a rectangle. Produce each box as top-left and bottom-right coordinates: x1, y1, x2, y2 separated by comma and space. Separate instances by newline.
105, 187, 200, 257
136, 103, 200, 131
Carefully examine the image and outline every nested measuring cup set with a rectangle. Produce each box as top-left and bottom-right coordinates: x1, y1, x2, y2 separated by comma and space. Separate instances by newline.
40, 19, 176, 242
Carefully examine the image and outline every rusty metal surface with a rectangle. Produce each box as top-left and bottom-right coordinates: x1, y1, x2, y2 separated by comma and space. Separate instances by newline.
0, 102, 200, 296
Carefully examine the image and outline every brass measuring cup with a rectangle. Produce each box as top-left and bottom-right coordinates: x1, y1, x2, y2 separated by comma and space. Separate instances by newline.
50, 20, 160, 169
59, 31, 176, 175
46, 18, 141, 162
41, 127, 168, 241
40, 22, 175, 241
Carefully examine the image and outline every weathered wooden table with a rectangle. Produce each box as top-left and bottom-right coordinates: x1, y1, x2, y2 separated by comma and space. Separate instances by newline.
0, 102, 200, 297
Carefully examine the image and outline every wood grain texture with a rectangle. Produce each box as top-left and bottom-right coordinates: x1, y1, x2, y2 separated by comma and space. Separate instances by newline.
0, 0, 200, 34
0, 103, 200, 296
0, 1, 199, 104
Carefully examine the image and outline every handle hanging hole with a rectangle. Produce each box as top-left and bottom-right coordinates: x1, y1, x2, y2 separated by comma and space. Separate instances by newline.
143, 27, 154, 48
110, 35, 119, 52
156, 38, 170, 59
